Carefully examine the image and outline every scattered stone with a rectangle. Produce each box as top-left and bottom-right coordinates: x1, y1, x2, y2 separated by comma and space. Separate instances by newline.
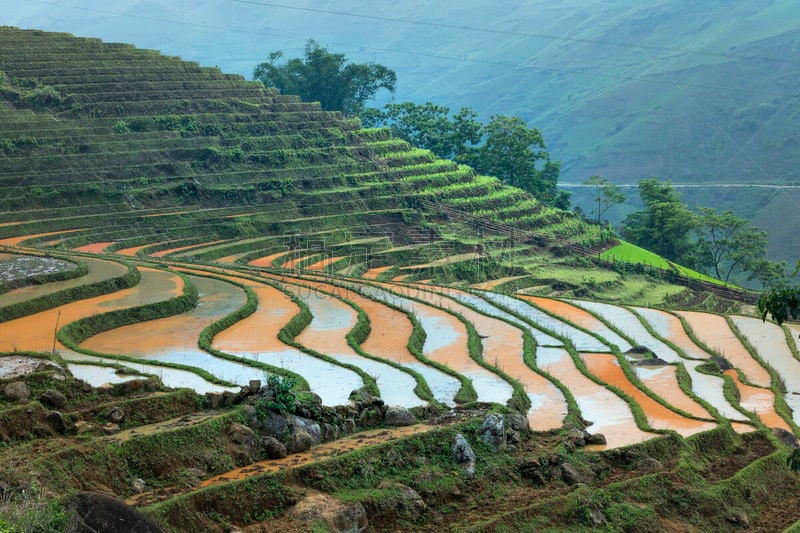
477, 413, 506, 452
227, 423, 259, 461
634, 357, 670, 367
3, 381, 29, 402
115, 379, 145, 395
35, 361, 65, 374
712, 356, 733, 372
39, 389, 67, 409
261, 436, 288, 459
564, 428, 587, 448
102, 423, 120, 434
726, 510, 751, 527
33, 425, 52, 438
262, 412, 288, 439
131, 478, 146, 493
288, 415, 322, 444
45, 411, 67, 434
506, 413, 530, 433
375, 481, 427, 521
451, 433, 477, 478
344, 417, 356, 434
285, 429, 313, 454
560, 462, 594, 486
289, 492, 368, 533
205, 392, 223, 409
322, 423, 339, 442
248, 379, 261, 394
585, 433, 607, 446
74, 421, 94, 434
384, 405, 416, 427
637, 457, 664, 473
65, 492, 164, 533
774, 427, 800, 448
107, 406, 125, 424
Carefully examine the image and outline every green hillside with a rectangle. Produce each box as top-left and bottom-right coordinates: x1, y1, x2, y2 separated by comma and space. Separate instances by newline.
0, 25, 740, 307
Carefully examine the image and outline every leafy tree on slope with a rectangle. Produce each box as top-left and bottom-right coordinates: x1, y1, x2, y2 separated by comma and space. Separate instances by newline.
254, 39, 396, 116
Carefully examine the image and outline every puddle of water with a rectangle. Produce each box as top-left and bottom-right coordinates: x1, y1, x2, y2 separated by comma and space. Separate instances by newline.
633, 365, 712, 419
0, 256, 127, 308
0, 267, 182, 353
249, 250, 291, 268
536, 298, 632, 351
62, 349, 235, 393
306, 256, 344, 271
536, 347, 656, 449
512, 295, 609, 351
81, 276, 269, 386
633, 307, 711, 360
150, 240, 226, 258
406, 285, 566, 431
212, 279, 362, 405
72, 242, 115, 254
362, 265, 391, 279
682, 360, 746, 421
723, 369, 792, 431
273, 278, 423, 408
0, 229, 85, 247
115, 244, 151, 257
477, 292, 562, 347
677, 311, 771, 387
731, 316, 800, 425
66, 363, 138, 386
581, 353, 715, 437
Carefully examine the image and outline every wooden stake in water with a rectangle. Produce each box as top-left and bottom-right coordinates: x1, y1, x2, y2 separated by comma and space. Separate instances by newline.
52, 309, 61, 355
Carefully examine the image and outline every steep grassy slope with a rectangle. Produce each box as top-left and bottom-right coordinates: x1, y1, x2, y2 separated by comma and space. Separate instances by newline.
5, 1, 799, 266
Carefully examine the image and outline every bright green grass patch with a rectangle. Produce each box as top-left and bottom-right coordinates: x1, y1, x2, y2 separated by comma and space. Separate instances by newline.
600, 240, 672, 269
602, 240, 734, 287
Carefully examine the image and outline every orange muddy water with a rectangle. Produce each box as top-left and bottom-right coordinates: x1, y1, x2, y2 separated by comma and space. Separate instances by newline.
527, 297, 631, 351
0, 229, 85, 247
677, 311, 771, 387
209, 273, 363, 405
634, 307, 711, 360
72, 242, 115, 254
281, 254, 317, 269
150, 240, 226, 258
410, 285, 567, 430
248, 250, 292, 268
115, 244, 152, 257
306, 256, 344, 271
362, 265, 391, 279
370, 281, 514, 405
581, 353, 715, 437
0, 267, 183, 353
633, 364, 712, 419
723, 369, 791, 431
536, 347, 655, 448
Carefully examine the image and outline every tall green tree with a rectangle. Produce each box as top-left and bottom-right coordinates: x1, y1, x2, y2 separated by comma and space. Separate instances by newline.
465, 115, 570, 209
692, 207, 776, 284
583, 175, 625, 224
622, 178, 696, 263
361, 101, 481, 160
363, 106, 569, 208
253, 40, 396, 116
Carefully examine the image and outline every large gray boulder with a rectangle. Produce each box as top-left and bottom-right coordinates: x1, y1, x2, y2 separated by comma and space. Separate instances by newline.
288, 414, 322, 444
227, 423, 259, 463
39, 389, 67, 409
290, 492, 368, 533
285, 429, 313, 454
65, 492, 163, 532
451, 433, 477, 478
384, 405, 416, 427
477, 413, 506, 452
3, 381, 29, 402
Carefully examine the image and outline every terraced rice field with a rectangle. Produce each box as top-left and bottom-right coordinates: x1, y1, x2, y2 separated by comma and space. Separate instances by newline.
2, 236, 794, 450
